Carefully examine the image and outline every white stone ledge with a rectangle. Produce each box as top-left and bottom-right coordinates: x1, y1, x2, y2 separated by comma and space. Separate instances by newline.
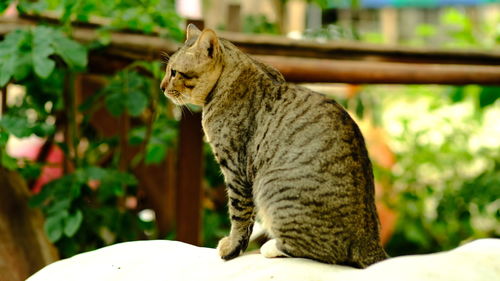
28, 238, 500, 281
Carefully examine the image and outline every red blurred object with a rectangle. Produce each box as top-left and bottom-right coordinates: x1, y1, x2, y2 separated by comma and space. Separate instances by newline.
7, 137, 64, 193
31, 145, 64, 193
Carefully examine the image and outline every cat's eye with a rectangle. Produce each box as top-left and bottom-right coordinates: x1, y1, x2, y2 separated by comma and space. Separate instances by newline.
171, 69, 177, 77
179, 72, 192, 79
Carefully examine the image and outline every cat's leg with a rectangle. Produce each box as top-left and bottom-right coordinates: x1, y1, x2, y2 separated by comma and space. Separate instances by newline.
217, 182, 255, 260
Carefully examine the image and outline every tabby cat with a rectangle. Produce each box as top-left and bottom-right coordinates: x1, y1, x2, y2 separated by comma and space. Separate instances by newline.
160, 24, 388, 268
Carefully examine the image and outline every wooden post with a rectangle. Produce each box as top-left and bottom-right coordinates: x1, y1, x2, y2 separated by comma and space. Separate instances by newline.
175, 110, 203, 245
285, 0, 307, 38
175, 19, 205, 245
381, 7, 398, 45
227, 4, 241, 32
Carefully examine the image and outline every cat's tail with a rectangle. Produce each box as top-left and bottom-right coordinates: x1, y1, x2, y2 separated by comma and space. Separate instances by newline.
349, 241, 389, 268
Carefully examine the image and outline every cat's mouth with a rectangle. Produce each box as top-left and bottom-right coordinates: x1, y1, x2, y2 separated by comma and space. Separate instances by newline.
166, 90, 188, 105
167, 89, 181, 98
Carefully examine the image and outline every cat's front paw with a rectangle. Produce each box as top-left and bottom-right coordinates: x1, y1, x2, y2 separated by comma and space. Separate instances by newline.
217, 236, 243, 260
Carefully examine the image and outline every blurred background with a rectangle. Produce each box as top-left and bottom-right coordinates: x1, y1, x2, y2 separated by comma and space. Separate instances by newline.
0, 1, 499, 280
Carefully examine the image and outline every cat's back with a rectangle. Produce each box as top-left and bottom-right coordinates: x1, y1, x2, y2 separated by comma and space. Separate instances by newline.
252, 84, 370, 179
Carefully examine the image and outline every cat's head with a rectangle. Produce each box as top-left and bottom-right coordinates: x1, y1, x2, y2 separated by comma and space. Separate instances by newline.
160, 24, 224, 106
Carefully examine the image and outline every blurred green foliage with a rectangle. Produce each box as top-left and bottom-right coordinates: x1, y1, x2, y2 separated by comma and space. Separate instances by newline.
243, 14, 280, 35
379, 8, 499, 255
0, 0, 181, 258
11, 0, 184, 40
29, 166, 142, 256
358, 85, 500, 256
0, 26, 86, 87
410, 8, 499, 48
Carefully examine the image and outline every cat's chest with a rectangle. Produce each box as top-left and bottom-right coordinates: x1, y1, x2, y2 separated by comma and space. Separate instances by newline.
202, 111, 254, 169
202, 108, 251, 144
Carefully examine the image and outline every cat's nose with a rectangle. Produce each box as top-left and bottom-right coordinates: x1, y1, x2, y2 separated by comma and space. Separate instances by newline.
160, 79, 167, 92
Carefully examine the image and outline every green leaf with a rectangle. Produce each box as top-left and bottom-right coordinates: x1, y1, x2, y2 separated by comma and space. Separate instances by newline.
0, 1, 15, 14
19, 163, 42, 180
145, 144, 166, 164
61, 0, 78, 25
96, 28, 112, 46
45, 218, 63, 242
0, 115, 32, 138
17, 1, 47, 14
103, 71, 149, 116
442, 8, 467, 27
416, 24, 437, 37
129, 126, 146, 145
0, 29, 25, 55
64, 210, 83, 237
98, 182, 123, 202
0, 131, 8, 146
44, 210, 69, 242
0, 55, 16, 86
69, 183, 81, 199
479, 86, 500, 108
13, 51, 32, 81
52, 32, 88, 69
126, 90, 148, 116
1, 150, 17, 170
32, 123, 55, 137
118, 171, 138, 186
0, 29, 29, 86
449, 87, 465, 103
84, 166, 108, 180
29, 192, 47, 208
46, 198, 72, 215
105, 91, 125, 116
32, 26, 56, 78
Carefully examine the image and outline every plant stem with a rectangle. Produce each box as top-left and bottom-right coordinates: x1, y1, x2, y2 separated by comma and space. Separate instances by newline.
63, 71, 77, 173
0, 85, 7, 168
118, 113, 130, 171
1, 85, 7, 116
118, 71, 130, 172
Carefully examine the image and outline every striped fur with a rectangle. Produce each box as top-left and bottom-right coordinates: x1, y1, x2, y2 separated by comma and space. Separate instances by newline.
161, 25, 388, 268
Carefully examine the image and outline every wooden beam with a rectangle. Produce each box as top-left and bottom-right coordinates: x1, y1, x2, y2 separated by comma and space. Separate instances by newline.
256, 56, 500, 85
2, 16, 500, 67
218, 32, 500, 66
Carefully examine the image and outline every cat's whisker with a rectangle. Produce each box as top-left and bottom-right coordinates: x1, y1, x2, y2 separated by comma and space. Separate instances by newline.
179, 94, 194, 114
160, 51, 170, 63
181, 100, 193, 115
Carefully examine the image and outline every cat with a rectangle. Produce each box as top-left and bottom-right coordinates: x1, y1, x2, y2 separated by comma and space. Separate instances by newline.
160, 24, 388, 268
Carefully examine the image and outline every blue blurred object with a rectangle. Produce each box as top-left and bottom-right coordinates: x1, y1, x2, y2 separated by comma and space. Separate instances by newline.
326, 0, 499, 8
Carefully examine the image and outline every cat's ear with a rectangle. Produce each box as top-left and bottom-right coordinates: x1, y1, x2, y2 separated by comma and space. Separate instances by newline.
186, 23, 202, 43
196, 29, 219, 58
